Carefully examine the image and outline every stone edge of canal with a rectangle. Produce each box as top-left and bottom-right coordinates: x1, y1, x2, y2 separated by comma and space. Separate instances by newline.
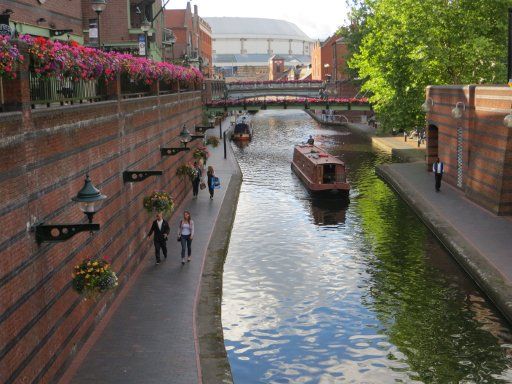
376, 163, 512, 325
197, 128, 242, 384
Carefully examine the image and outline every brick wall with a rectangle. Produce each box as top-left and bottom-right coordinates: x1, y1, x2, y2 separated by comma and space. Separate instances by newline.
5, 0, 83, 37
0, 91, 204, 383
426, 85, 512, 215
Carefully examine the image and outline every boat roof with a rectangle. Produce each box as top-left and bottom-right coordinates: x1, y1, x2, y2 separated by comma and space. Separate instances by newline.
294, 144, 345, 166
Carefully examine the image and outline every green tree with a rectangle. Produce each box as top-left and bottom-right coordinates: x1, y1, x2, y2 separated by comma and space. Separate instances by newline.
348, 0, 510, 132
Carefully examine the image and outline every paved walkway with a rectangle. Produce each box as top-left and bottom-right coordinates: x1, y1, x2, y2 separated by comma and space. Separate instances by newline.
67, 119, 238, 384
377, 162, 512, 322
372, 136, 425, 162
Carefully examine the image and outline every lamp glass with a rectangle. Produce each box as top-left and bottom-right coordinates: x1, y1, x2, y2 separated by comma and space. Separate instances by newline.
72, 174, 107, 216
141, 19, 151, 32
421, 101, 430, 112
179, 125, 192, 144
504, 114, 512, 128
452, 106, 463, 119
91, 0, 107, 12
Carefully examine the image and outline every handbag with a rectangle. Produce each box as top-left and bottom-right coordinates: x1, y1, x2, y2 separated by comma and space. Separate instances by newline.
200, 181, 206, 190
213, 176, 221, 189
177, 236, 181, 242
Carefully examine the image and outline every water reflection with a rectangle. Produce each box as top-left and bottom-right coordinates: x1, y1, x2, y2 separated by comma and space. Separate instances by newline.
222, 110, 512, 384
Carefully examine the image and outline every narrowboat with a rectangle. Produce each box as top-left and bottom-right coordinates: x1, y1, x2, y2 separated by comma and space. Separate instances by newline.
291, 144, 350, 195
232, 115, 253, 141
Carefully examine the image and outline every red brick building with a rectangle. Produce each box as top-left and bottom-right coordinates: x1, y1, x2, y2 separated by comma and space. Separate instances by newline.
1, 0, 84, 43
425, 85, 512, 215
82, 0, 166, 60
311, 33, 349, 82
164, 3, 212, 77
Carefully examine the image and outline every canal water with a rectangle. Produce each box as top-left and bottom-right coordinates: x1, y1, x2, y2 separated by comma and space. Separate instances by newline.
222, 110, 512, 383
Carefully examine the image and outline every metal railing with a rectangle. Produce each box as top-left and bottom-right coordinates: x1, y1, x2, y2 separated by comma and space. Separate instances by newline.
29, 73, 104, 108
120, 75, 150, 98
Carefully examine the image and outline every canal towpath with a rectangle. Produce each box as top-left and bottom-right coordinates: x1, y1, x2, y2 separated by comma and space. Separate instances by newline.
61, 118, 240, 384
377, 162, 512, 324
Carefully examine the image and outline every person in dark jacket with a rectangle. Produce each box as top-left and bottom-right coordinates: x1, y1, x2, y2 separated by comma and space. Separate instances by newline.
432, 158, 444, 192
147, 212, 170, 264
192, 161, 202, 198
207, 166, 215, 199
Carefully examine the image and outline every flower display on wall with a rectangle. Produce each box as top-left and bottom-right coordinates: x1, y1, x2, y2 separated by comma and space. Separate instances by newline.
0, 35, 203, 85
0, 36, 24, 80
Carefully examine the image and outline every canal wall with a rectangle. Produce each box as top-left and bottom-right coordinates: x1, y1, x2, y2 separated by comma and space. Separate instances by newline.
197, 120, 241, 384
0, 92, 203, 383
376, 163, 512, 324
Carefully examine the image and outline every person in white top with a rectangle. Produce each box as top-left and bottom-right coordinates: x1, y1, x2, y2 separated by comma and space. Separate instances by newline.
432, 158, 444, 192
177, 211, 195, 265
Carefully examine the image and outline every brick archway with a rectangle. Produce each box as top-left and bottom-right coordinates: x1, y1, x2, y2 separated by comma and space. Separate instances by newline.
427, 124, 438, 171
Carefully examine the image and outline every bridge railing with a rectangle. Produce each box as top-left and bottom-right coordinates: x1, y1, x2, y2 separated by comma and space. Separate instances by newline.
226, 81, 323, 91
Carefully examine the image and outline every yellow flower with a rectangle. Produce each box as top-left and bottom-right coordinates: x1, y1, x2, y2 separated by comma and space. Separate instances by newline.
85, 274, 90, 279
92, 261, 98, 266
87, 262, 91, 266
88, 268, 93, 272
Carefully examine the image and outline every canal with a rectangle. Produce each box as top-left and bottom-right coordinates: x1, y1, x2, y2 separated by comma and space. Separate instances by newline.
221, 110, 512, 383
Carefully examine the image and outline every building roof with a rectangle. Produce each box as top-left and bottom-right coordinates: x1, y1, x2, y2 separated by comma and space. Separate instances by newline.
165, 9, 186, 28
204, 17, 312, 41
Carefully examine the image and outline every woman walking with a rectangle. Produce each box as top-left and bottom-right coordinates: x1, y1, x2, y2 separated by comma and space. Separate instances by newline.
207, 166, 216, 200
178, 211, 194, 265
192, 162, 202, 198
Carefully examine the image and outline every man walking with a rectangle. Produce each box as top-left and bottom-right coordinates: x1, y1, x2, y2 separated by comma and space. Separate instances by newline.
147, 212, 170, 264
432, 158, 444, 192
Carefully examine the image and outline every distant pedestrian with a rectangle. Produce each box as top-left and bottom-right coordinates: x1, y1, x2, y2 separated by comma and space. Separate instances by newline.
192, 161, 202, 198
307, 135, 315, 145
404, 130, 407, 142
417, 134, 421, 147
147, 212, 170, 265
178, 211, 194, 265
432, 158, 444, 192
207, 166, 216, 199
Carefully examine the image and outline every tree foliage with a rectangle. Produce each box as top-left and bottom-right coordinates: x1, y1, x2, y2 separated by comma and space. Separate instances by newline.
346, 0, 511, 132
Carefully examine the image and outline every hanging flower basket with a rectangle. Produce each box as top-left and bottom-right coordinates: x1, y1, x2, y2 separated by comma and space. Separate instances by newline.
206, 136, 220, 148
176, 164, 197, 181
0, 36, 24, 80
193, 146, 210, 163
143, 191, 174, 214
72, 257, 118, 300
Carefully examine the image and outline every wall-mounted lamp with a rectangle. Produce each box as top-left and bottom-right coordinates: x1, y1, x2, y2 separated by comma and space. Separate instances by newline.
421, 97, 434, 112
160, 125, 194, 156
452, 102, 466, 120
504, 105, 512, 128
34, 174, 106, 244
2, 9, 14, 16
123, 170, 163, 183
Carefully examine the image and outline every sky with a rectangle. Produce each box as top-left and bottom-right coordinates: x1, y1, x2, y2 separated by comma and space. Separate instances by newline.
166, 0, 350, 40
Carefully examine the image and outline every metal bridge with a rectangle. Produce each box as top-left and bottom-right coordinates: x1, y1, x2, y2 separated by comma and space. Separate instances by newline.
225, 81, 324, 99
204, 98, 372, 113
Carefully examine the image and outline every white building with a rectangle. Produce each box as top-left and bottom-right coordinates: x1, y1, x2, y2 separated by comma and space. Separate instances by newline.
204, 17, 313, 79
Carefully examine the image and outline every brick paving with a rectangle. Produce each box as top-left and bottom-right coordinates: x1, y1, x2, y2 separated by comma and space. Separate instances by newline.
69, 119, 237, 384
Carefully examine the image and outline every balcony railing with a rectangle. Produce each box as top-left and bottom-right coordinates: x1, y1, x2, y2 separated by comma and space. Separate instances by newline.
29, 74, 104, 108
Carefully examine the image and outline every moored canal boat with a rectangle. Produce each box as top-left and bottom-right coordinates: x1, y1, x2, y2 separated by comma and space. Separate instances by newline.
232, 115, 253, 141
291, 144, 350, 195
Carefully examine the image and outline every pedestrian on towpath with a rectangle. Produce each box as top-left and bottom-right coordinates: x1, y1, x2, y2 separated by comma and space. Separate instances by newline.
307, 135, 315, 145
178, 211, 194, 265
192, 161, 202, 198
404, 130, 407, 142
147, 212, 170, 265
207, 166, 216, 200
433, 158, 444, 192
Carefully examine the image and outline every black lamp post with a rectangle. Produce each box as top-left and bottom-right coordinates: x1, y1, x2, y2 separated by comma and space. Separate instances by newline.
141, 18, 151, 59
91, 0, 107, 49
34, 174, 106, 244
508, 8, 512, 83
